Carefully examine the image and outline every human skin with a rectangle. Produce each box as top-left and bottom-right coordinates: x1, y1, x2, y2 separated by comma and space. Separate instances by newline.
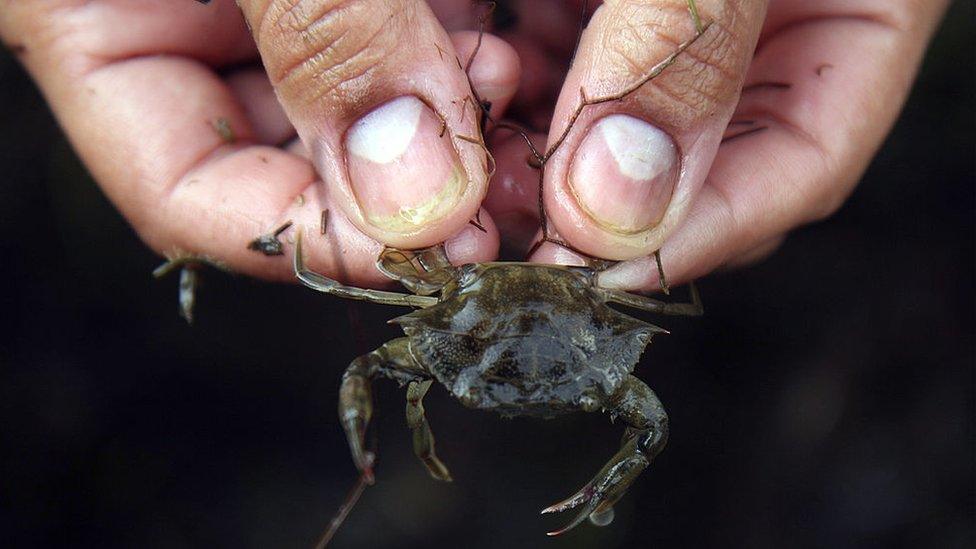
0, 0, 949, 290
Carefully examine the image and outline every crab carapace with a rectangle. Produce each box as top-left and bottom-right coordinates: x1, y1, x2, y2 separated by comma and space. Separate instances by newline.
294, 234, 701, 535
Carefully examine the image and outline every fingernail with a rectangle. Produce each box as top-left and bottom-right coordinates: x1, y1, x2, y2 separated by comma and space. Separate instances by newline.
345, 96, 467, 232
569, 114, 678, 234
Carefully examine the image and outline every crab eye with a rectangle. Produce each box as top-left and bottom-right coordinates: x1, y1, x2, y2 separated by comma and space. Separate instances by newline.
458, 264, 479, 287
578, 394, 601, 413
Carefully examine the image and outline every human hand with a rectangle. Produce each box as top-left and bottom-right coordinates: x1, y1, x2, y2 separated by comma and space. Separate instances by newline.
1, 1, 949, 292
484, 0, 948, 291
0, 0, 521, 287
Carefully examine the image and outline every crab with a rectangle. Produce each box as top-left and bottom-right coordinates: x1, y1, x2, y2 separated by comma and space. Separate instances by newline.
293, 234, 701, 536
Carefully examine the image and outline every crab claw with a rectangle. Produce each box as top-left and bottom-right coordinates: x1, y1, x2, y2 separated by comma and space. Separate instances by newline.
541, 480, 610, 537
540, 482, 594, 515
339, 365, 377, 486
341, 411, 376, 485
543, 377, 669, 535
541, 450, 649, 536
544, 497, 604, 537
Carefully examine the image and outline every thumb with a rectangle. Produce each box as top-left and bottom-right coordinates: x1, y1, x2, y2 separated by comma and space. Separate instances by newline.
536, 0, 767, 261
238, 0, 489, 249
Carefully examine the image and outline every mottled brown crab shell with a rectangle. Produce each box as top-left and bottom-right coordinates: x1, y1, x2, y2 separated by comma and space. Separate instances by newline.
391, 263, 660, 417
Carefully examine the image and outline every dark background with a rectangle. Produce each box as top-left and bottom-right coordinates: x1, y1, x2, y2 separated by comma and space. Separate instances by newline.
1, 3, 973, 549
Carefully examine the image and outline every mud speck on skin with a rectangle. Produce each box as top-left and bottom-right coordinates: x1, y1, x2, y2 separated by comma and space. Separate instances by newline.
816, 63, 834, 76
211, 117, 236, 143
247, 221, 293, 256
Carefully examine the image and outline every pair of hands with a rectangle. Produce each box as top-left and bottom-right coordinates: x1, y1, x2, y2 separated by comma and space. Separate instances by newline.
1, 0, 947, 291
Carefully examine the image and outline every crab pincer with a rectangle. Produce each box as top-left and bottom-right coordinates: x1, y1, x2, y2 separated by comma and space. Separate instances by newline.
542, 376, 670, 536
541, 438, 654, 536
338, 360, 377, 485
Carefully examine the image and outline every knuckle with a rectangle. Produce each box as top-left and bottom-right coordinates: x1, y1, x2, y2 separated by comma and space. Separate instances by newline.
257, 0, 412, 105
600, 0, 760, 128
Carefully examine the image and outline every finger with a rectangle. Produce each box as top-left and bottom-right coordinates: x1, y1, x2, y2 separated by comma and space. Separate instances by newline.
450, 31, 521, 123
444, 209, 499, 264
500, 33, 564, 128
224, 30, 520, 150
62, 54, 498, 285
541, 0, 767, 260
0, 1, 261, 237
722, 235, 785, 270
596, 0, 949, 291
0, 0, 256, 75
498, 0, 596, 131
2, 1, 505, 286
529, 236, 590, 267
225, 67, 296, 146
502, 0, 597, 120
484, 129, 548, 256
237, 0, 494, 249
427, 0, 476, 31
509, 0, 590, 60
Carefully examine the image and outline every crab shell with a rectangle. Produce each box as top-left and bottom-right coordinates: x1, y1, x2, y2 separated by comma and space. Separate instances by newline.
390, 263, 664, 417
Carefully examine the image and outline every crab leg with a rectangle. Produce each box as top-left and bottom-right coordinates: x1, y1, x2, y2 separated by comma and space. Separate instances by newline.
376, 245, 455, 296
599, 281, 703, 317
406, 380, 453, 481
542, 376, 669, 536
294, 229, 438, 308
338, 338, 427, 484
339, 354, 377, 484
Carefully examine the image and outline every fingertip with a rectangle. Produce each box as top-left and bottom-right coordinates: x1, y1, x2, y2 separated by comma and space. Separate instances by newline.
592, 187, 733, 293
224, 68, 294, 146
450, 31, 521, 118
595, 255, 660, 292
529, 241, 589, 267
444, 209, 499, 265
526, 229, 588, 267
150, 146, 395, 288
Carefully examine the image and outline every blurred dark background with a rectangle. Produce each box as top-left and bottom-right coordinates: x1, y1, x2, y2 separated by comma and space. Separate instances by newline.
1, 3, 973, 549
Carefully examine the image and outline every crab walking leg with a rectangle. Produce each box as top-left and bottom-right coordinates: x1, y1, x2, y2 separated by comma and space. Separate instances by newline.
599, 282, 703, 317
542, 377, 669, 536
376, 245, 456, 296
339, 338, 427, 484
339, 354, 377, 484
406, 380, 453, 482
294, 230, 438, 308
